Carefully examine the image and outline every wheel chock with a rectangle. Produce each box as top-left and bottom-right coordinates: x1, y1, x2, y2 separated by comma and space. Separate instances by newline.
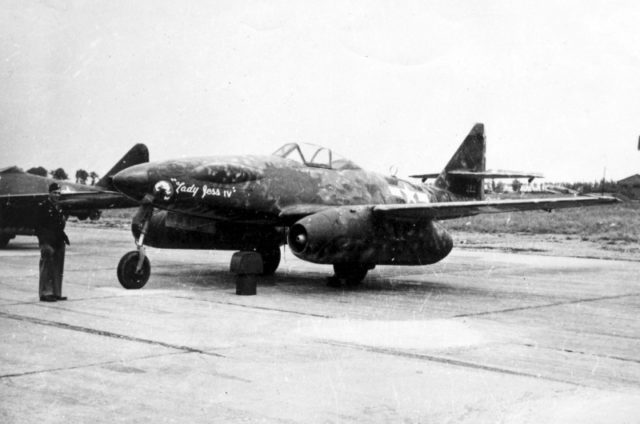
230, 252, 263, 295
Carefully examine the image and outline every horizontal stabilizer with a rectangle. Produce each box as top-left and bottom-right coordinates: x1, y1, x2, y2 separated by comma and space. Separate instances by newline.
449, 169, 543, 182
409, 173, 440, 181
411, 170, 543, 182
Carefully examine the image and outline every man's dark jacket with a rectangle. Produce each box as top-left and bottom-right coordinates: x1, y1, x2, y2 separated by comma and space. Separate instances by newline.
35, 199, 70, 246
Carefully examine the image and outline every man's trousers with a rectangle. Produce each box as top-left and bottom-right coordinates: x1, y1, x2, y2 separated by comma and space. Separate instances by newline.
39, 242, 65, 297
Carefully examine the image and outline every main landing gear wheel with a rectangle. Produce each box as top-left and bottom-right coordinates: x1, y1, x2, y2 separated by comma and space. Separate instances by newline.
117, 251, 151, 289
257, 246, 281, 275
329, 263, 372, 288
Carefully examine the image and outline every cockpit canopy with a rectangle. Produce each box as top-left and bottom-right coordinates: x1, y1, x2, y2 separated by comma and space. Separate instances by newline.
272, 143, 361, 171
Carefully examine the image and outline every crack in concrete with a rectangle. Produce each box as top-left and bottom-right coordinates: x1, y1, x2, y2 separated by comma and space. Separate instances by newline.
1, 294, 158, 307
0, 352, 181, 379
321, 340, 588, 388
8, 293, 332, 319
0, 310, 225, 358
522, 344, 640, 365
453, 292, 640, 318
172, 295, 333, 318
0, 351, 250, 383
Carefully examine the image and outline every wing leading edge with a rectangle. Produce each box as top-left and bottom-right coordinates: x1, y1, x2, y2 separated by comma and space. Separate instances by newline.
373, 195, 619, 221
0, 190, 135, 211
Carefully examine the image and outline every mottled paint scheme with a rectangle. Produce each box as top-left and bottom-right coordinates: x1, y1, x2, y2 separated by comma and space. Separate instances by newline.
288, 205, 453, 265
118, 154, 463, 222
112, 124, 616, 268
435, 123, 486, 198
115, 147, 466, 265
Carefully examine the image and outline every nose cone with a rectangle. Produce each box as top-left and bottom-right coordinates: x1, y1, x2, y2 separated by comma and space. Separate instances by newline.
113, 164, 150, 200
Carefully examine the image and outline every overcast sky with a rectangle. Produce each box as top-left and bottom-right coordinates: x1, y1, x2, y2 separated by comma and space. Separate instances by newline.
1, 0, 639, 182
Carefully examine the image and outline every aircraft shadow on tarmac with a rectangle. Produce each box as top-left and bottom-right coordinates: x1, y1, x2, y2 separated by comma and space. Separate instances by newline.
2, 240, 476, 296
4, 237, 501, 299
145, 261, 487, 298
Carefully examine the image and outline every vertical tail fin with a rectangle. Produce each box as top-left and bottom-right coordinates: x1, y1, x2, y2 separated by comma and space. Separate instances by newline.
96, 144, 149, 190
435, 123, 486, 200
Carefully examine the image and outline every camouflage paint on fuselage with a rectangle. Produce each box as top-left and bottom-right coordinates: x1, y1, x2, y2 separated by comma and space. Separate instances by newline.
116, 153, 461, 225
109, 125, 618, 281
112, 146, 468, 262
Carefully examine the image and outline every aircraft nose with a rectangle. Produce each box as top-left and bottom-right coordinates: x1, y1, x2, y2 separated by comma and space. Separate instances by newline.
112, 164, 150, 200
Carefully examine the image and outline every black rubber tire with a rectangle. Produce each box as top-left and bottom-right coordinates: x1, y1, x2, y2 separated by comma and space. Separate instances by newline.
117, 251, 151, 289
333, 263, 370, 285
258, 246, 281, 275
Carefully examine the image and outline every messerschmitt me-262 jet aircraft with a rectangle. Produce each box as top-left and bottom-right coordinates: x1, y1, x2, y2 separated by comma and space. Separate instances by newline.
0, 144, 149, 248
111, 124, 617, 289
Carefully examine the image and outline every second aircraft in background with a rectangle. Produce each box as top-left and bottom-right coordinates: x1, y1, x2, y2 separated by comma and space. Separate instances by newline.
0, 144, 149, 248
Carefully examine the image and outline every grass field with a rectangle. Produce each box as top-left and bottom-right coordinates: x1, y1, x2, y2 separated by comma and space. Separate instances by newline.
441, 202, 640, 244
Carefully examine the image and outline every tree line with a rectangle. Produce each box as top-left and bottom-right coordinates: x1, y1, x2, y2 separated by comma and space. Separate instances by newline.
26, 167, 100, 185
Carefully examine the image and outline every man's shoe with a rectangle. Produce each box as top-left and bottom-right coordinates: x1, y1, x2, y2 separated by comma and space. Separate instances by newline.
55, 296, 67, 301
39, 295, 57, 302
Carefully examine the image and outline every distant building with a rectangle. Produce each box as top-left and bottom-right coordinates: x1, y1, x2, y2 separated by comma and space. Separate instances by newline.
618, 174, 640, 199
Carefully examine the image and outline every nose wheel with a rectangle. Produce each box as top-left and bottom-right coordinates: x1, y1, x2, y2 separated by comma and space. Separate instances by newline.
117, 251, 151, 289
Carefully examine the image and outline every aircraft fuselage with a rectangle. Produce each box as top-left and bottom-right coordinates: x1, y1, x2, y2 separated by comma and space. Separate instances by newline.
115, 155, 459, 223
113, 154, 459, 267
108, 124, 618, 289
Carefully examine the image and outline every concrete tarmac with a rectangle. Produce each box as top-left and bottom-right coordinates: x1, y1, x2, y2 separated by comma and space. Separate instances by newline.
1, 225, 639, 423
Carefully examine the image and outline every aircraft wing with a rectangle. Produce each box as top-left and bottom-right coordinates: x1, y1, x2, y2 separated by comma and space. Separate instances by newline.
372, 195, 619, 221
0, 190, 137, 211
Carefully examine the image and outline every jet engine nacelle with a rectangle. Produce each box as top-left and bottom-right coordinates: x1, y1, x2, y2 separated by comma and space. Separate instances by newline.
288, 206, 453, 265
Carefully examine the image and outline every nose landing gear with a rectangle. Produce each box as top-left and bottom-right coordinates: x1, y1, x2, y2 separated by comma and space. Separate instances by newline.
117, 250, 150, 289
117, 196, 154, 289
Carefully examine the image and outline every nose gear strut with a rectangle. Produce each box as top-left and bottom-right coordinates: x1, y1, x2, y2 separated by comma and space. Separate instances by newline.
117, 194, 156, 289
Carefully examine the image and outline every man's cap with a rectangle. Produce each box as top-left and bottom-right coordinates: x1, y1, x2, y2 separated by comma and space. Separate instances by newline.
48, 182, 61, 193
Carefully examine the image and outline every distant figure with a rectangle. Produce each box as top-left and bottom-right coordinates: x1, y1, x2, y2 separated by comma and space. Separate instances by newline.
35, 183, 70, 302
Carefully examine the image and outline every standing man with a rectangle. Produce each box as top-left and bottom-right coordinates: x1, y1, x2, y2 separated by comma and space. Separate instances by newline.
35, 183, 70, 302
